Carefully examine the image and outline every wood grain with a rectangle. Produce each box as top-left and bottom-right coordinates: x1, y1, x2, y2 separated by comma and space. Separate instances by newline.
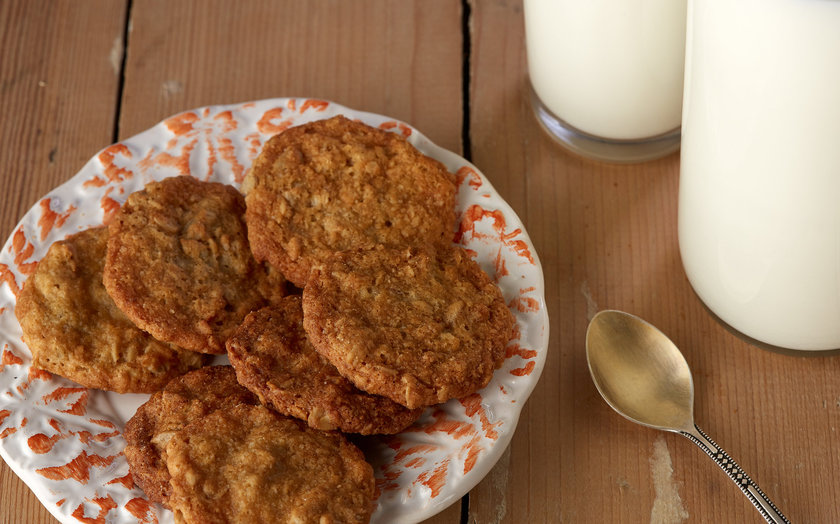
118, 0, 463, 153
0, 0, 127, 243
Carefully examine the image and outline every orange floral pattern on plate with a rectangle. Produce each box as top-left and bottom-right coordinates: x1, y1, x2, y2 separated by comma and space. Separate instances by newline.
0, 98, 547, 524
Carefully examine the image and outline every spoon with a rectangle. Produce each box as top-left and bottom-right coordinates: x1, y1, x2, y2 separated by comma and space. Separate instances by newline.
585, 310, 789, 524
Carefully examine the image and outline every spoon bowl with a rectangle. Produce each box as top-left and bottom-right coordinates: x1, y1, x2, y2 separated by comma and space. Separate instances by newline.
585, 310, 789, 524
586, 310, 694, 431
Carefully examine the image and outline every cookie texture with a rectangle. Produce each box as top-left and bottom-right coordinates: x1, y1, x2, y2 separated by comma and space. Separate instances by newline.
123, 366, 257, 507
104, 175, 280, 354
15, 227, 205, 393
227, 296, 422, 434
302, 245, 516, 409
165, 404, 375, 524
242, 115, 457, 287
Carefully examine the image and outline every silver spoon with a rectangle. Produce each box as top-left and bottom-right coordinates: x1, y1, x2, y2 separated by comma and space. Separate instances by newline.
585, 309, 789, 523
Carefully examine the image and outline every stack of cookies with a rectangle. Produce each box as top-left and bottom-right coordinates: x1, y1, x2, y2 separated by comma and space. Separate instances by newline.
16, 116, 515, 524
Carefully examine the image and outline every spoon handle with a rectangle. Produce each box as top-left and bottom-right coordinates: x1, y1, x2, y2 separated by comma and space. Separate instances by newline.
680, 424, 790, 524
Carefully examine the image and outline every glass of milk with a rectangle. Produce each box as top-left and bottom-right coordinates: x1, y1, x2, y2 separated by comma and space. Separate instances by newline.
523, 0, 687, 163
679, 0, 840, 351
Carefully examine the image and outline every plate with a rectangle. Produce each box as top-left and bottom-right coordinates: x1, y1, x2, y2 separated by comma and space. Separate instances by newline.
0, 98, 548, 523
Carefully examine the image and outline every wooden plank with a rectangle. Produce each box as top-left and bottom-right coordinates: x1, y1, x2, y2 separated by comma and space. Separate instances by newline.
0, 1, 128, 522
85, 0, 461, 522
467, 0, 840, 522
118, 0, 463, 154
424, 502, 463, 524
0, 0, 127, 242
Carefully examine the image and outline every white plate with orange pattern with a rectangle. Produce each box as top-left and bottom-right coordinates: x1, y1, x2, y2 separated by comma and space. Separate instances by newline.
0, 98, 548, 524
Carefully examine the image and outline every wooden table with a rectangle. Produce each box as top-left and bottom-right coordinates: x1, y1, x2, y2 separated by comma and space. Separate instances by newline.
2, 1, 839, 522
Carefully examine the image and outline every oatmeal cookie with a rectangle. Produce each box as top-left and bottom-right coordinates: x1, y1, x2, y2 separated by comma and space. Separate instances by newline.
104, 175, 281, 354
303, 245, 516, 409
14, 227, 205, 393
123, 366, 258, 506
226, 296, 422, 434
242, 115, 457, 287
166, 404, 375, 524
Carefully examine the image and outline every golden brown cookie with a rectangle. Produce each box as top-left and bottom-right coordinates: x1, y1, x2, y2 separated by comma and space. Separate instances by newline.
104, 175, 281, 354
226, 296, 422, 435
165, 404, 375, 524
302, 245, 516, 409
122, 366, 258, 507
242, 115, 457, 287
14, 227, 205, 394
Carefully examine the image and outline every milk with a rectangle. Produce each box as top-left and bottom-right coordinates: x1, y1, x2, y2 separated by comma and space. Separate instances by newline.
524, 0, 687, 140
679, 0, 840, 350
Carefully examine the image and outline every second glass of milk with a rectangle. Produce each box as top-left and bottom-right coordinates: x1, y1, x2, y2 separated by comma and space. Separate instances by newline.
679, 0, 840, 351
524, 0, 687, 163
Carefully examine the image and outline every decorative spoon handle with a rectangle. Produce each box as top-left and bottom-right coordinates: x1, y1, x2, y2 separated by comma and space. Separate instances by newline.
679, 424, 790, 524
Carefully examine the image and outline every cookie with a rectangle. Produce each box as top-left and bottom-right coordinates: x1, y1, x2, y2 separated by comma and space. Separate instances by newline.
302, 245, 516, 409
104, 175, 282, 354
165, 404, 375, 524
123, 366, 258, 506
14, 227, 205, 393
226, 296, 422, 434
242, 115, 457, 287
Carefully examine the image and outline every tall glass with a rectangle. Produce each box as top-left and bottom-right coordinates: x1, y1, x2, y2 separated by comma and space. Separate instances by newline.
524, 0, 687, 163
679, 0, 840, 351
